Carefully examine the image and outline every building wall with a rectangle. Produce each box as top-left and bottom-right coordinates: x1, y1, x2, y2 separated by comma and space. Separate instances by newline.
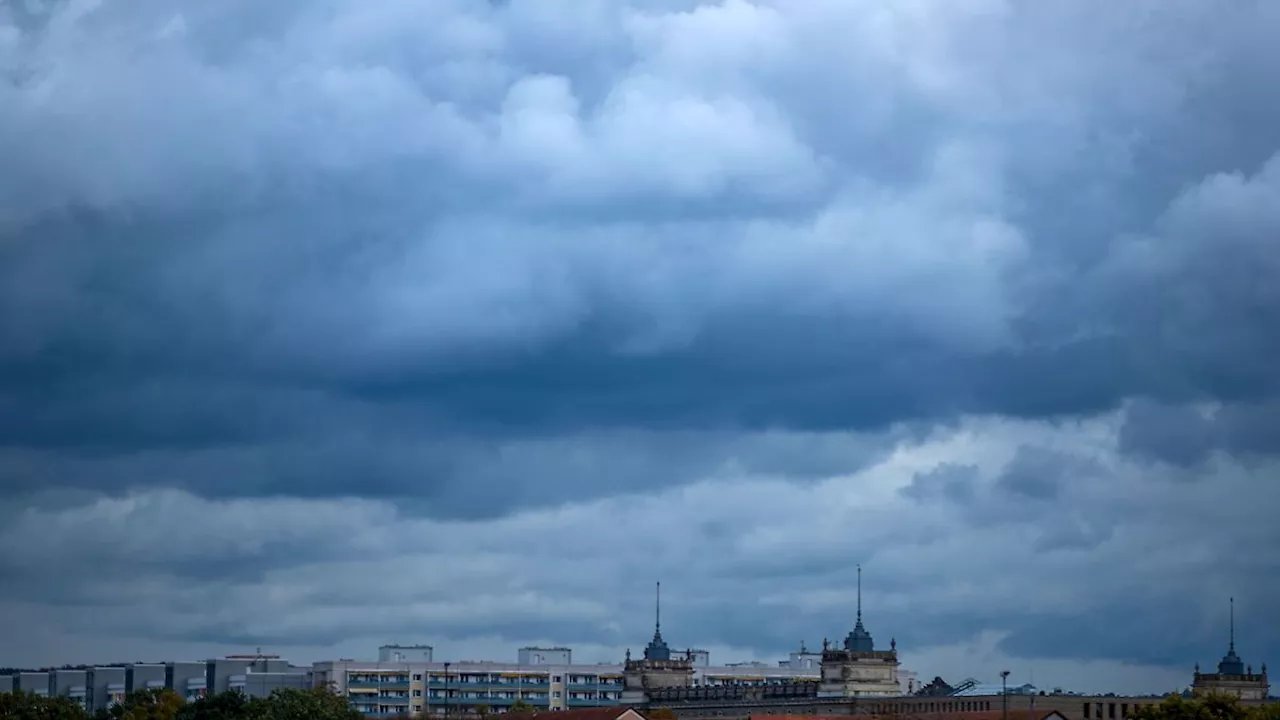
16, 672, 48, 695
519, 647, 573, 666
319, 659, 628, 717
51, 670, 88, 710
167, 662, 208, 701
86, 667, 127, 713
1, 659, 308, 708
127, 665, 167, 694
383, 646, 436, 663
242, 672, 312, 698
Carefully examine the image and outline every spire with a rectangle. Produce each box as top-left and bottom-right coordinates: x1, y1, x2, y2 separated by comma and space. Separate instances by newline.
1217, 597, 1244, 676
656, 581, 661, 636
843, 563, 875, 653
643, 580, 671, 662
857, 564, 863, 625
1229, 597, 1235, 652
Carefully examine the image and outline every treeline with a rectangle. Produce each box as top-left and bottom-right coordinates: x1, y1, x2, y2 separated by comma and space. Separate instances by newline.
0, 686, 369, 720
1128, 696, 1276, 720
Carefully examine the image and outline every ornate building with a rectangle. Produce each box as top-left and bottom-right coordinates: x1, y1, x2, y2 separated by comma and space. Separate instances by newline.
1192, 598, 1269, 700
817, 566, 901, 698
626, 567, 901, 709
622, 583, 695, 704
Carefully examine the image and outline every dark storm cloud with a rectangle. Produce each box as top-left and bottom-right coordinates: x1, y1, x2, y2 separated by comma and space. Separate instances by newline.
1119, 399, 1280, 469
3, 0, 1280, 685
994, 446, 1101, 502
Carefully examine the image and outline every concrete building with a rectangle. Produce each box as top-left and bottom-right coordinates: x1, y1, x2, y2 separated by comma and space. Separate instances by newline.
86, 667, 127, 713
383, 646, 436, 663
50, 669, 88, 710
167, 661, 209, 700
314, 657, 626, 717
127, 664, 168, 694
317, 577, 926, 718
1192, 599, 1268, 700
519, 647, 572, 666
16, 671, 50, 696
0, 657, 309, 708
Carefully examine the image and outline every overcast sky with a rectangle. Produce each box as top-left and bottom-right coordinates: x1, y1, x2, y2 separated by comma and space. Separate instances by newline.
2, 0, 1279, 696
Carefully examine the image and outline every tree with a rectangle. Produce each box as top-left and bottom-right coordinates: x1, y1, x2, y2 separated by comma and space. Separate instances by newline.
648, 707, 678, 720
1250, 704, 1280, 720
0, 690, 92, 720
509, 700, 535, 714
175, 690, 255, 720
1131, 694, 1269, 720
110, 688, 185, 720
245, 687, 364, 720
472, 703, 491, 718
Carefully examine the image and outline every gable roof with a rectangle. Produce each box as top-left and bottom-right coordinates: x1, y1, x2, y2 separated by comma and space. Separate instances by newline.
502, 708, 647, 720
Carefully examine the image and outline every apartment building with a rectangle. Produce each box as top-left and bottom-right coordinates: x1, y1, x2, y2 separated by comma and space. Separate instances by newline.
315, 644, 892, 719
0, 657, 311, 709
314, 648, 628, 718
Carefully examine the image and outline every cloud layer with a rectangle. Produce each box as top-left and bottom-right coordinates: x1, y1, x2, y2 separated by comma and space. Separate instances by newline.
2, 0, 1279, 694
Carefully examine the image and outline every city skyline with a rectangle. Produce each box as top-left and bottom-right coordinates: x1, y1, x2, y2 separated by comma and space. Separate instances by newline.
2, 0, 1278, 703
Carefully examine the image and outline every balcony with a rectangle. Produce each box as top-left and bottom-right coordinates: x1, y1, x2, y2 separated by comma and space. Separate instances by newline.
349, 680, 411, 690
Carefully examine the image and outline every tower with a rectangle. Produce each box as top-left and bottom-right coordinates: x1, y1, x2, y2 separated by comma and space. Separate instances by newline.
644, 581, 671, 661
622, 581, 693, 704
818, 565, 901, 698
1192, 597, 1269, 700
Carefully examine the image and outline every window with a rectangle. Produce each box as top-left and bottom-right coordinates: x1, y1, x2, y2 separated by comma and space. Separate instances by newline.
553, 692, 561, 698
553, 676, 562, 683
414, 675, 423, 681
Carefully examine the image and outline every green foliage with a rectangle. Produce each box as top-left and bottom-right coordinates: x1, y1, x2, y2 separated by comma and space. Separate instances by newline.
648, 707, 678, 720
242, 687, 364, 720
0, 686, 363, 720
1132, 694, 1279, 720
0, 690, 93, 720
508, 700, 535, 714
113, 689, 186, 720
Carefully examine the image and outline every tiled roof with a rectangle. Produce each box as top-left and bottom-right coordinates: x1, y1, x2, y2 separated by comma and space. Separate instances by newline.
503, 708, 645, 720
754, 711, 1066, 720
894, 710, 1068, 720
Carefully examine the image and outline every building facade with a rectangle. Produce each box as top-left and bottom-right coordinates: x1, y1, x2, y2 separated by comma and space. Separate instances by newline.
0, 657, 310, 711
1191, 599, 1269, 700
313, 657, 629, 718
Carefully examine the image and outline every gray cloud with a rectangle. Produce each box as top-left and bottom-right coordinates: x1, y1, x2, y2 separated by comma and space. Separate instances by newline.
1, 0, 1279, 694
900, 463, 979, 505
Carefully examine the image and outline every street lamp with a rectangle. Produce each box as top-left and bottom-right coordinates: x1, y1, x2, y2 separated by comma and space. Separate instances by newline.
1000, 671, 1011, 720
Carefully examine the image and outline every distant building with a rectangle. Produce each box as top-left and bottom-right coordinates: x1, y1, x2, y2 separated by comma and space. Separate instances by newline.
519, 647, 572, 666
0, 658, 309, 708
87, 667, 126, 712
1192, 598, 1269, 700
383, 645, 436, 663
50, 670, 88, 710
16, 672, 49, 696
816, 566, 901, 698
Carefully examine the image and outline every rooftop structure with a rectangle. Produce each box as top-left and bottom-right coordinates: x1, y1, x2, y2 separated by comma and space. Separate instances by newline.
1192, 598, 1269, 700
